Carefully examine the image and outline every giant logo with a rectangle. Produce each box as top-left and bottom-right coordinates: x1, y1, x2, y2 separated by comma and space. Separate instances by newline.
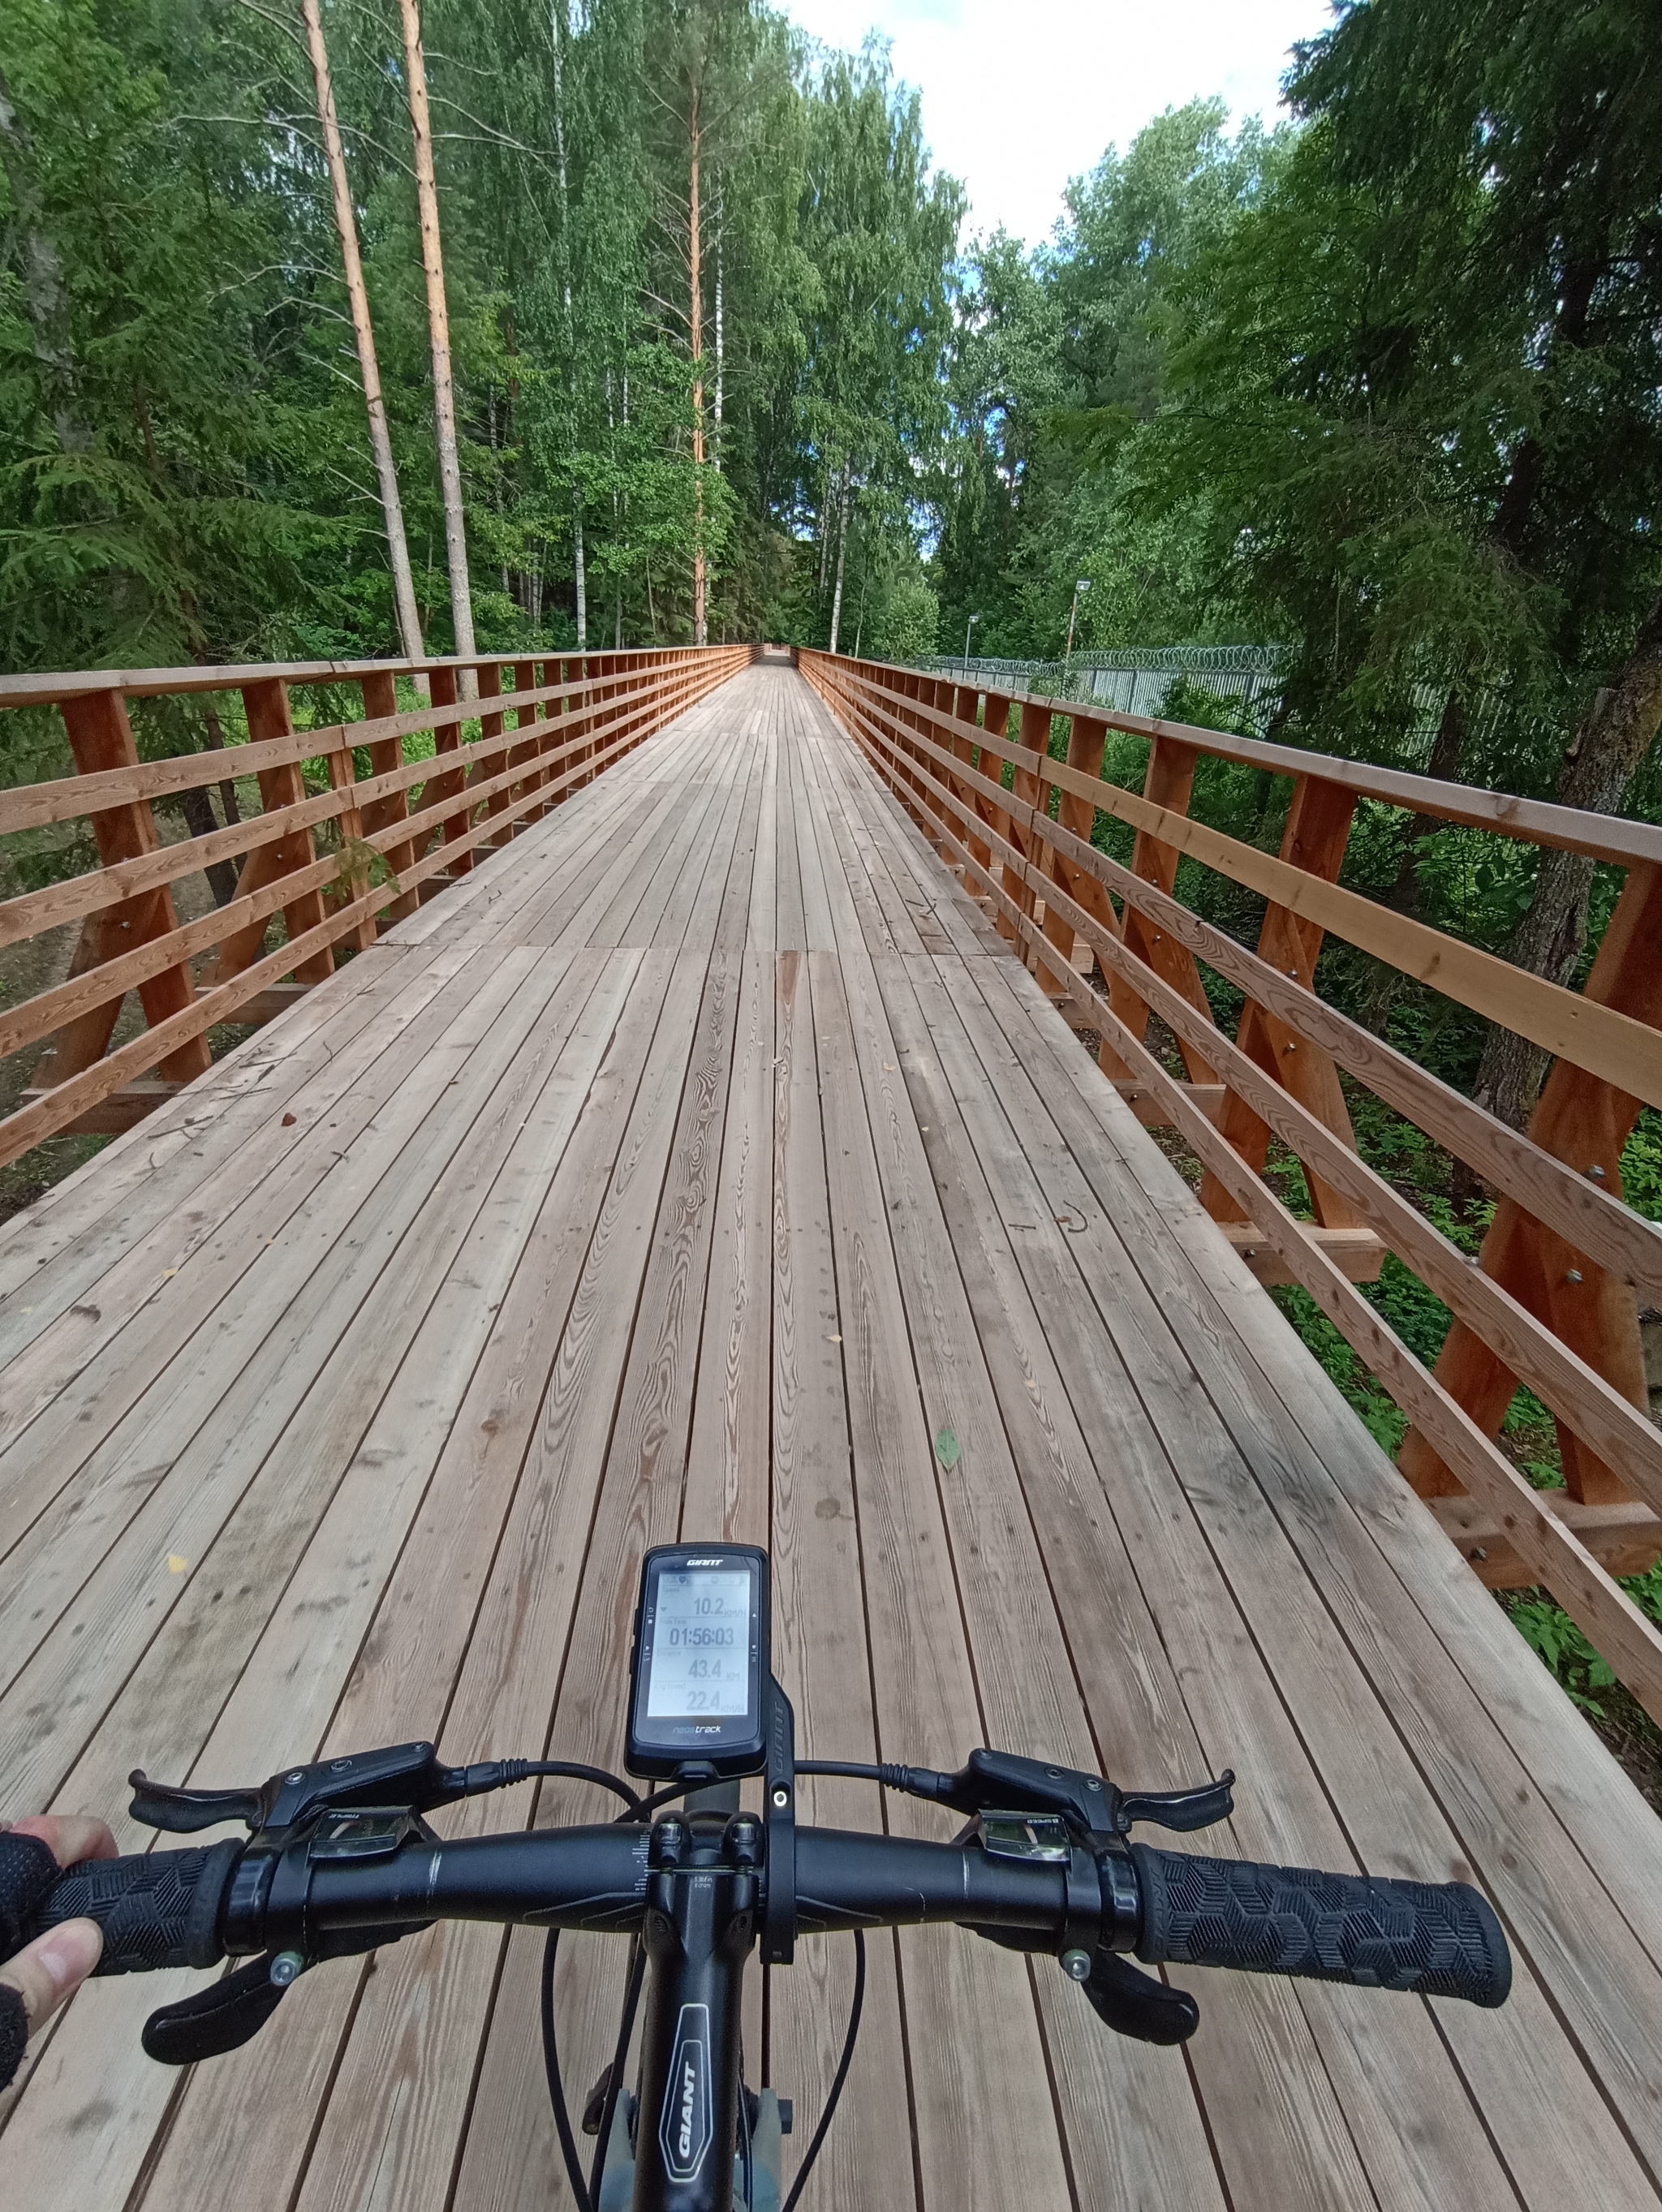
657, 2003, 713, 2184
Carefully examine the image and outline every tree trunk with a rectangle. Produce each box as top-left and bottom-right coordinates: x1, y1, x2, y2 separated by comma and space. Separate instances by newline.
1473, 589, 1662, 1127
302, 0, 424, 669
550, 2, 585, 652
574, 499, 587, 651
713, 216, 723, 469
828, 476, 851, 654
688, 100, 707, 647
397, 0, 476, 690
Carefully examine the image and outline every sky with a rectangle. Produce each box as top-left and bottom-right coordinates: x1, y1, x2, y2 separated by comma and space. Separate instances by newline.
780, 0, 1337, 246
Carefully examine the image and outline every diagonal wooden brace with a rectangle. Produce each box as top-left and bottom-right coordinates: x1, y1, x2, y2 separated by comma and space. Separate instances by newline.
31, 691, 212, 1089
1199, 772, 1363, 1230
1401, 862, 1662, 1507
1104, 734, 1219, 1083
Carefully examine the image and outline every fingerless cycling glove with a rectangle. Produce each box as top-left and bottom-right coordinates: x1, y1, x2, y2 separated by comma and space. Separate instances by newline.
0, 1831, 62, 2088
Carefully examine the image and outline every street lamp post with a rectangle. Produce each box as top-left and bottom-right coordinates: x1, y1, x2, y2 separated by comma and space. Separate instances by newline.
1063, 578, 1091, 685
962, 613, 981, 679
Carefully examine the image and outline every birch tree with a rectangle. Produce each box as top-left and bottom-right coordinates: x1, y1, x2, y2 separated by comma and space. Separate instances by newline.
397, 0, 476, 679
299, 0, 424, 665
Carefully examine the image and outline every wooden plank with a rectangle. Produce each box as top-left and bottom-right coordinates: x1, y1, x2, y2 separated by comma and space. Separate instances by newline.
954, 953, 1662, 2210
842, 713, 1662, 1590
912, 945, 1525, 2212
758, 942, 918, 2201
428, 944, 744, 2212
119, 949, 689, 2212
980, 937, 1662, 1921
816, 738, 1418, 2212
0, 945, 400, 1330
807, 950, 1074, 2212
0, 955, 635, 2202
0, 940, 479, 1478
0, 950, 583, 1794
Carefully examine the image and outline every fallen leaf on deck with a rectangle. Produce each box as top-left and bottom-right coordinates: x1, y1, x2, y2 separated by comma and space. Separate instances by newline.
934, 1427, 962, 1470
166, 1556, 188, 1574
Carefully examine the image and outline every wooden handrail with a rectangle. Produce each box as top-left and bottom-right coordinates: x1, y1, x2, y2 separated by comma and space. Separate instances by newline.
803, 646, 1662, 1725
930, 673, 1662, 872
0, 643, 719, 709
0, 646, 747, 1168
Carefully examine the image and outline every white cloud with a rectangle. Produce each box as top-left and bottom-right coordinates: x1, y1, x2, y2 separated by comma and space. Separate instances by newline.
781, 0, 1337, 244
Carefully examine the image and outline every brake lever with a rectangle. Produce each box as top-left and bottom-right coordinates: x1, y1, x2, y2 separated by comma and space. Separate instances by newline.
1080, 1952, 1199, 2046
128, 1774, 265, 1834
142, 1959, 287, 2064
1117, 1771, 1235, 1835
141, 1919, 432, 2068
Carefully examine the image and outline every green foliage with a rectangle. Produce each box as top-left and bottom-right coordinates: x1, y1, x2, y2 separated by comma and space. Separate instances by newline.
0, 0, 960, 690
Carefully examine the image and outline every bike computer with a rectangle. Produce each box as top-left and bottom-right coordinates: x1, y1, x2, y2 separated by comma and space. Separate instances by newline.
626, 1543, 770, 1779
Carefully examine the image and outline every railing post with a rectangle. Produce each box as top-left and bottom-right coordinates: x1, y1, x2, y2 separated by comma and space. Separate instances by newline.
979, 692, 1017, 943
212, 679, 335, 984
1102, 735, 1217, 1082
949, 683, 993, 876
359, 669, 419, 923
1003, 697, 1051, 964
1197, 772, 1363, 1229
474, 661, 511, 847
29, 688, 213, 1088
326, 724, 379, 953
421, 665, 472, 877
1401, 859, 1662, 1504
1038, 712, 1119, 999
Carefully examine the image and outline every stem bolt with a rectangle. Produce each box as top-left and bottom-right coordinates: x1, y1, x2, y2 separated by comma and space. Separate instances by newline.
1061, 1949, 1092, 1982
269, 1952, 305, 1987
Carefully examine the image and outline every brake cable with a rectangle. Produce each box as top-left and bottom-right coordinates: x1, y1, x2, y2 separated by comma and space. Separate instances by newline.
587, 1935, 648, 2211
541, 1927, 596, 2211
535, 1759, 869, 2208
781, 1927, 866, 2212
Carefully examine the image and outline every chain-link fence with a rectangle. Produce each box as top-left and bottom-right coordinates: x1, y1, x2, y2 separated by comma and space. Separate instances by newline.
916, 645, 1557, 778
919, 645, 1288, 725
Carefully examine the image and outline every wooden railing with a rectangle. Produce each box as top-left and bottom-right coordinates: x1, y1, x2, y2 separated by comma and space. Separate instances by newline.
0, 646, 747, 1165
802, 648, 1662, 1724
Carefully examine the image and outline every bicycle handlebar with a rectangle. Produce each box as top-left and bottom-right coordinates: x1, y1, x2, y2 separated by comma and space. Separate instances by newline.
28, 1821, 1510, 2010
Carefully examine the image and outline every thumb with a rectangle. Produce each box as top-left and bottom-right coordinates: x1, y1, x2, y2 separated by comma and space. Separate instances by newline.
0, 1919, 104, 2036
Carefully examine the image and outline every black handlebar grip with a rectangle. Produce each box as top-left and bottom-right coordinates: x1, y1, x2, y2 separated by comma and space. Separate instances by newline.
30, 1842, 240, 1977
1130, 1844, 1511, 2008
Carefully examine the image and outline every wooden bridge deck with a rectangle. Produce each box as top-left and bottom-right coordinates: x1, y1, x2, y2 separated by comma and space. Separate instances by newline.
3, 662, 1662, 2210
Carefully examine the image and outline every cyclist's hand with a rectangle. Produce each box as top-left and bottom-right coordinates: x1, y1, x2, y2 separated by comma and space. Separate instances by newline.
0, 1814, 118, 2087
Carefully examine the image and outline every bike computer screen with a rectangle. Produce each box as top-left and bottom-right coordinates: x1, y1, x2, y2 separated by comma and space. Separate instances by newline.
626, 1545, 770, 1779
